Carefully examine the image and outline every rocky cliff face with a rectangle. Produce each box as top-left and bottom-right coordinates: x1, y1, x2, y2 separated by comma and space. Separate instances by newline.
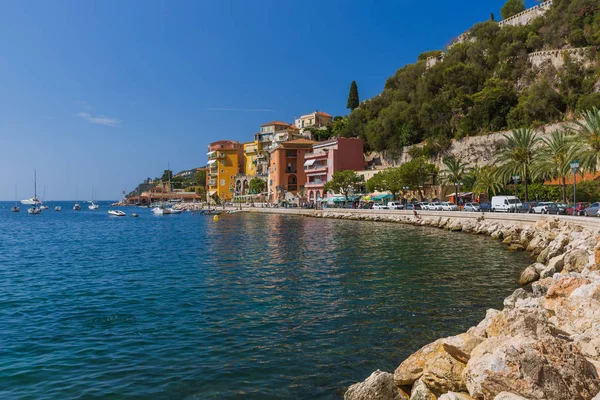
321, 212, 600, 400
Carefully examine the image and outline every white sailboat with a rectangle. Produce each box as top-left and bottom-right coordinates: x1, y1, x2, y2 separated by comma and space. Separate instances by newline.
88, 187, 99, 210
152, 163, 182, 215
27, 170, 41, 214
11, 185, 20, 212
73, 185, 81, 211
21, 173, 41, 206
39, 187, 49, 210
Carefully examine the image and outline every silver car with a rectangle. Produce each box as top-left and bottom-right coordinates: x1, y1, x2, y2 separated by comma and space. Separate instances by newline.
585, 202, 600, 216
464, 202, 480, 212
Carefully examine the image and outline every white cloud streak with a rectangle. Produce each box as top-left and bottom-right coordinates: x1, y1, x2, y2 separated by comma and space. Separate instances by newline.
78, 111, 121, 127
205, 107, 276, 112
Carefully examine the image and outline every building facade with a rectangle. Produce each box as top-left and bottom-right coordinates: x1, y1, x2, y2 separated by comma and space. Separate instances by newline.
207, 140, 243, 201
304, 137, 364, 203
268, 139, 315, 204
294, 111, 333, 130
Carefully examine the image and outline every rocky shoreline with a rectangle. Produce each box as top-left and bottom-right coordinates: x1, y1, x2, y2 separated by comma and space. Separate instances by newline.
304, 212, 600, 400
245, 209, 600, 399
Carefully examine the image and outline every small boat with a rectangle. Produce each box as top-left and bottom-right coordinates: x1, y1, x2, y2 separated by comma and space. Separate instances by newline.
28, 207, 41, 214
152, 203, 182, 215
12, 185, 20, 212
40, 204, 49, 210
55, 206, 61, 211
88, 186, 99, 210
108, 209, 126, 216
73, 203, 81, 210
202, 209, 221, 216
39, 187, 48, 209
131, 213, 139, 218
74, 185, 81, 210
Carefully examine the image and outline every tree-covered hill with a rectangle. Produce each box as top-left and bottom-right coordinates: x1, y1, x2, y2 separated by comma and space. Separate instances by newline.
341, 0, 600, 159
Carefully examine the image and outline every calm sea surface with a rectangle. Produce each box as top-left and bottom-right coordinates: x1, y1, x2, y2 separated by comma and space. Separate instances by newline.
0, 201, 531, 399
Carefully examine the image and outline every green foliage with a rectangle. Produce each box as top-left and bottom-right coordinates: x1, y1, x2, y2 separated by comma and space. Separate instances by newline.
440, 155, 469, 190
249, 177, 266, 194
195, 170, 206, 187
510, 182, 562, 201
567, 179, 600, 202
366, 168, 404, 199
395, 157, 438, 200
470, 166, 504, 198
338, 1, 600, 153
323, 170, 364, 201
501, 0, 525, 20
495, 128, 541, 201
161, 169, 173, 182
534, 130, 579, 202
347, 81, 359, 111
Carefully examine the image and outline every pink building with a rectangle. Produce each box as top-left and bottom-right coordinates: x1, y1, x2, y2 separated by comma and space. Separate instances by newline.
303, 137, 364, 203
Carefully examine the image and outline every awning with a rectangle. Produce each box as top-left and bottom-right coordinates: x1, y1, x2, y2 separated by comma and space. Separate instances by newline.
304, 159, 315, 167
373, 193, 393, 201
207, 159, 217, 165
445, 192, 473, 197
208, 190, 217, 196
207, 151, 216, 156
347, 195, 361, 201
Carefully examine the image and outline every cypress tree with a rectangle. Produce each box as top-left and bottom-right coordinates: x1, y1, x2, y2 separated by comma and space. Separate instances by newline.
347, 81, 359, 111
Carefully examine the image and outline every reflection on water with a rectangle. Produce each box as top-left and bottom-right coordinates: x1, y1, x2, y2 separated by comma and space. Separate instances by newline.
0, 207, 530, 399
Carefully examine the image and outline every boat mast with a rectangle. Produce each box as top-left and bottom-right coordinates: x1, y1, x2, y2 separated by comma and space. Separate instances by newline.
34, 170, 37, 201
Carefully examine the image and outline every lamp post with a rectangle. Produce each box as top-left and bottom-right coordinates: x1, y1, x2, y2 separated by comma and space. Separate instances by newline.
403, 186, 409, 205
570, 160, 580, 205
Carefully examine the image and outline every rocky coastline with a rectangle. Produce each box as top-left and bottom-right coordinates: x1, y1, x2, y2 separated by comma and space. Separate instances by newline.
246, 208, 600, 399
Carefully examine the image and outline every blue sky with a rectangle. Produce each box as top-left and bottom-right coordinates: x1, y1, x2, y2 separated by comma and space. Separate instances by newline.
0, 0, 537, 200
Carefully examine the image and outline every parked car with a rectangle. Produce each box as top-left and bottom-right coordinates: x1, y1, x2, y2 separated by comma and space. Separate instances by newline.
479, 202, 492, 212
521, 202, 538, 213
567, 202, 590, 216
387, 201, 404, 210
441, 202, 459, 211
584, 202, 600, 216
463, 202, 480, 212
491, 196, 523, 212
372, 203, 388, 210
429, 202, 443, 211
532, 202, 555, 214
546, 203, 568, 215
418, 202, 430, 210
405, 204, 422, 211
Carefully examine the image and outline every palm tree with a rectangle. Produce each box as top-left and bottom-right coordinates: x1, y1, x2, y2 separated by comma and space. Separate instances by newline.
441, 155, 469, 204
495, 128, 541, 202
470, 166, 504, 200
534, 130, 579, 203
572, 107, 600, 172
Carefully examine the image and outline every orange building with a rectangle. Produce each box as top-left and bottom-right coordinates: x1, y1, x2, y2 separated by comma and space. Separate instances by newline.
268, 139, 316, 203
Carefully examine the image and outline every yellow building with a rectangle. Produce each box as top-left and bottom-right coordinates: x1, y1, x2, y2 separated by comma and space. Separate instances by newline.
243, 141, 258, 177
207, 140, 243, 201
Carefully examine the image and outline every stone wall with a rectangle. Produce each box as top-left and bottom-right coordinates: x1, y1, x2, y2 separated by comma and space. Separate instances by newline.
425, 53, 445, 69
498, 0, 553, 28
528, 47, 595, 69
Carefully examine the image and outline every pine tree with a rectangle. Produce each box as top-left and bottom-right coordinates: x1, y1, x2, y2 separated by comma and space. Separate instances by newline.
346, 81, 359, 111
501, 0, 525, 20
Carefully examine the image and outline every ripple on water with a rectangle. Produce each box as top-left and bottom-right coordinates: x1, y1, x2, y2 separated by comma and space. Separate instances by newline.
0, 205, 531, 399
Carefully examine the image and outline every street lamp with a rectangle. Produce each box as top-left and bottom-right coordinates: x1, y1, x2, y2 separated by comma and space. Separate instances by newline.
571, 160, 580, 205
402, 186, 409, 204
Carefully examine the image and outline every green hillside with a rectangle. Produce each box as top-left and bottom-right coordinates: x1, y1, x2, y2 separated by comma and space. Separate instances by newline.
341, 0, 600, 158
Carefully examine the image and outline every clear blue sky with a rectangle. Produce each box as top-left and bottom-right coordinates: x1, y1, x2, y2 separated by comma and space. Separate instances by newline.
0, 0, 537, 200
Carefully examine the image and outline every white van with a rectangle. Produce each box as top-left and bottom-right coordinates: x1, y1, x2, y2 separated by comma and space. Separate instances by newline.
491, 196, 522, 212
387, 202, 404, 210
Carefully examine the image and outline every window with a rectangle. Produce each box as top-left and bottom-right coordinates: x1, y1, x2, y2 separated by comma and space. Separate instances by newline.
220, 179, 225, 186
221, 160, 225, 166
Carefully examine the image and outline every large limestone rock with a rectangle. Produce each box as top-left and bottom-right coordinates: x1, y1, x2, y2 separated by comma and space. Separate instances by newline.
564, 248, 591, 273
395, 334, 479, 395
465, 335, 600, 400
409, 378, 436, 400
438, 392, 474, 400
518, 266, 539, 286
345, 370, 408, 400
493, 393, 529, 400
485, 306, 554, 338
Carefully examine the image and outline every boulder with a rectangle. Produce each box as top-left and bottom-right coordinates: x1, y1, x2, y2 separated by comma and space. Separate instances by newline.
345, 370, 409, 400
508, 244, 524, 251
563, 248, 591, 273
594, 236, 600, 271
438, 392, 474, 400
409, 378, 436, 400
529, 263, 547, 274
394, 338, 469, 395
546, 254, 565, 273
531, 277, 553, 297
490, 230, 503, 240
546, 277, 592, 299
485, 306, 554, 339
503, 288, 532, 310
465, 335, 600, 400
493, 392, 530, 400
518, 266, 539, 286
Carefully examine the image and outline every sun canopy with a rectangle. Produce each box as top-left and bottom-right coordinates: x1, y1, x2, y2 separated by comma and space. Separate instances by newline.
304, 159, 315, 167
207, 151, 216, 156
372, 193, 393, 201
208, 190, 217, 196
207, 159, 217, 165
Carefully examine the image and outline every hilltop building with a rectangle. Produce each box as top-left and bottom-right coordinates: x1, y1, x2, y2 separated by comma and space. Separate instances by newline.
294, 111, 333, 130
304, 137, 365, 204
207, 140, 244, 201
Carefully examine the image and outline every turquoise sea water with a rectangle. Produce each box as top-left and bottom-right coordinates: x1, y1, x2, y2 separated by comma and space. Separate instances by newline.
0, 202, 531, 399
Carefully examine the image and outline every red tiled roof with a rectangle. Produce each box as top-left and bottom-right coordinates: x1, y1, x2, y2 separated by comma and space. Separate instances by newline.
316, 111, 332, 117
260, 121, 291, 127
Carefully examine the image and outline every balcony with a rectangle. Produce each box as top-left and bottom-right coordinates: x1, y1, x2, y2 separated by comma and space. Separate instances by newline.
287, 184, 298, 191
285, 151, 297, 158
304, 164, 328, 174
208, 179, 217, 186
305, 181, 325, 188
304, 150, 328, 159
285, 168, 298, 173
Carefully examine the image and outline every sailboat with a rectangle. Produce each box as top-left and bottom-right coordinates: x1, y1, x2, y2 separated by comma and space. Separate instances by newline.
39, 187, 49, 210
88, 187, 99, 210
73, 185, 81, 211
11, 185, 20, 212
27, 170, 41, 214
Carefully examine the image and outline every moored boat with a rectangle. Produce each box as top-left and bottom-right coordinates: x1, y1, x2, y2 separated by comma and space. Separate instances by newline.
12, 185, 20, 212
27, 170, 41, 215
55, 206, 61, 211
108, 209, 126, 216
